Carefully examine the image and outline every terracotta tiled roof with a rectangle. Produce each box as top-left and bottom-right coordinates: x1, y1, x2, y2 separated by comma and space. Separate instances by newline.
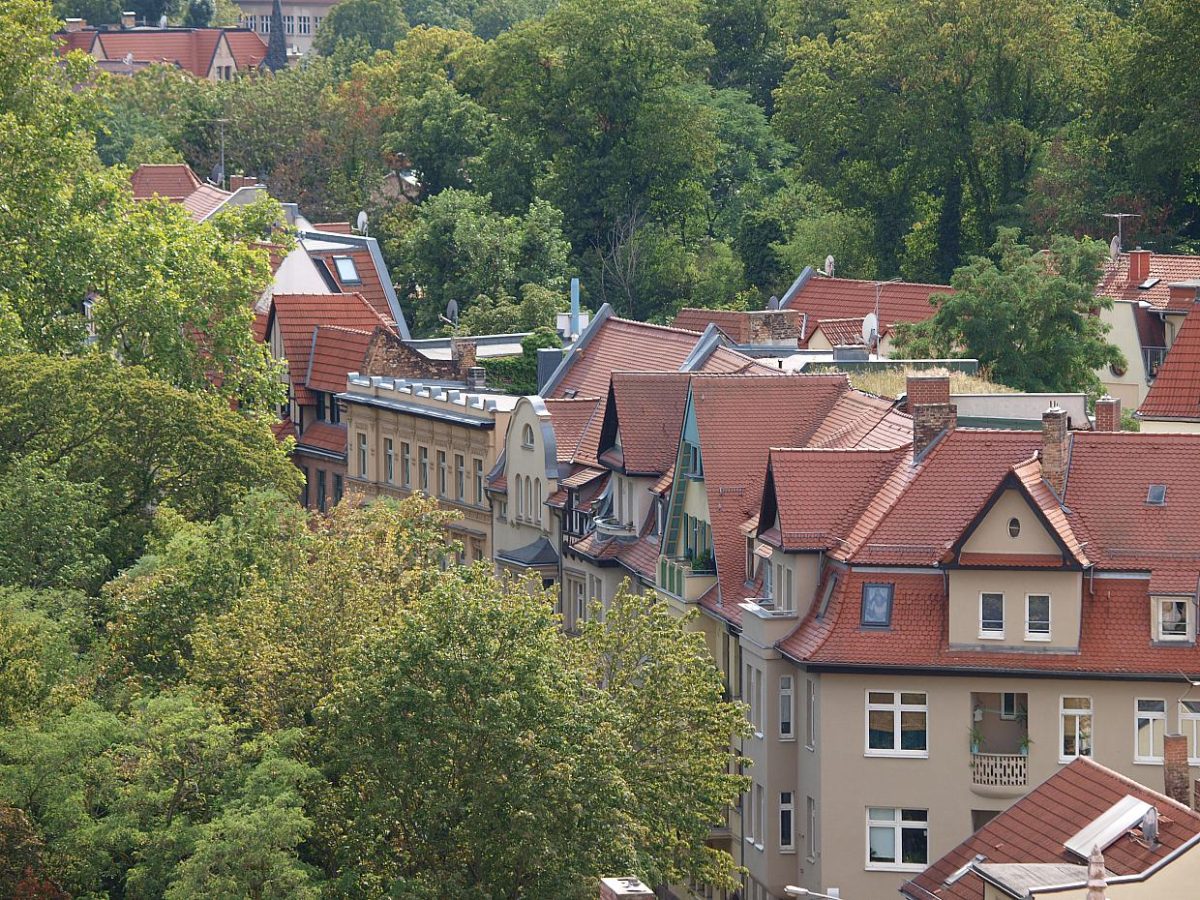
90, 29, 266, 78
1062, 432, 1200, 571
808, 391, 912, 450
560, 466, 606, 490
307, 247, 395, 325
782, 276, 951, 341
1096, 252, 1200, 310
764, 448, 911, 552
903, 757, 1200, 900
812, 316, 873, 347
312, 222, 353, 234
222, 29, 268, 68
847, 430, 1042, 566
270, 416, 295, 441
692, 374, 854, 622
1134, 302, 1167, 349
544, 398, 604, 466
295, 421, 347, 457
306, 326, 374, 394
267, 293, 394, 405
955, 551, 1066, 567
671, 309, 752, 342
56, 30, 98, 54
130, 164, 201, 200
1139, 303, 1200, 420
181, 183, 232, 220
605, 372, 693, 475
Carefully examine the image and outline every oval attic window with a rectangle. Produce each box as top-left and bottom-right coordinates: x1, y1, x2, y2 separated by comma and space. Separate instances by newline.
1008, 517, 1021, 539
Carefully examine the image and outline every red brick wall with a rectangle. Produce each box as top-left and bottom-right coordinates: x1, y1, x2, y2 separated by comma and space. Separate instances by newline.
1095, 396, 1120, 432
1041, 406, 1069, 495
906, 374, 951, 412
1165, 733, 1191, 807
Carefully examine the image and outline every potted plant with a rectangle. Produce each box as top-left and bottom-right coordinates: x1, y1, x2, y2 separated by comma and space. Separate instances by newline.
969, 725, 985, 754
1018, 735, 1033, 757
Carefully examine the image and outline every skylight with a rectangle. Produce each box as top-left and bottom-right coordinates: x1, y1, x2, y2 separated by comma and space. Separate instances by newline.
1064, 795, 1152, 860
1146, 484, 1167, 505
332, 255, 361, 284
1138, 277, 1161, 290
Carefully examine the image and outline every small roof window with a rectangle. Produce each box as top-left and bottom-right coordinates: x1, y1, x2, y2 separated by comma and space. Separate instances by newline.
1146, 484, 1167, 505
332, 255, 361, 284
861, 582, 894, 628
1138, 277, 1161, 290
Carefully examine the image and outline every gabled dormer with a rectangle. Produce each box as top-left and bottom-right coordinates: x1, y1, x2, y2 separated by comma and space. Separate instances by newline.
946, 462, 1088, 651
657, 384, 715, 603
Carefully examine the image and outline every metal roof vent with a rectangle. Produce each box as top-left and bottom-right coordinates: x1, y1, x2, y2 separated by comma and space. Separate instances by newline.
1064, 795, 1153, 860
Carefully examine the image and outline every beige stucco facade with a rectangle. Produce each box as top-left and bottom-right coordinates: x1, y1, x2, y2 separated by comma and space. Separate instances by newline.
1138, 417, 1200, 433
341, 374, 515, 562
1098, 301, 1154, 409
1026, 840, 1200, 899
235, 0, 341, 56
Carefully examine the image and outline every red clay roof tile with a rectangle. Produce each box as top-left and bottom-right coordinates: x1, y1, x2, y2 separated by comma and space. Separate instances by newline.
1139, 303, 1200, 420
782, 276, 951, 342
1096, 252, 1200, 310
306, 326, 374, 394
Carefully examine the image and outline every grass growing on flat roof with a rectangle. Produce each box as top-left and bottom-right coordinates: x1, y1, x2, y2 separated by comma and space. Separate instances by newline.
836, 367, 1017, 400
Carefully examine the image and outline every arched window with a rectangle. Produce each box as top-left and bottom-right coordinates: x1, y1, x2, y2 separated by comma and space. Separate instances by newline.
516, 475, 525, 520
534, 478, 542, 524
522, 423, 535, 448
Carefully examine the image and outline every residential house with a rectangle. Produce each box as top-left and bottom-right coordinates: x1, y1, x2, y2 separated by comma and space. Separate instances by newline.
776, 269, 953, 355
233, 0, 342, 56
340, 334, 513, 562
1136, 298, 1200, 432
1095, 249, 1200, 408
298, 225, 411, 339
129, 164, 273, 222
487, 304, 762, 605
696, 373, 1200, 900
56, 20, 267, 80
260, 292, 399, 510
903, 756, 1200, 900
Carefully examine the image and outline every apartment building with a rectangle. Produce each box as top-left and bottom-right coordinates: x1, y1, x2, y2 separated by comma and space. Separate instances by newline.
666, 373, 1200, 900
487, 304, 764, 610
341, 371, 515, 563
234, 0, 341, 56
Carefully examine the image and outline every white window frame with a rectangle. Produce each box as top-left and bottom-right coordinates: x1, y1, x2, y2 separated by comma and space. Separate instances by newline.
755, 783, 765, 851
780, 791, 795, 853
865, 690, 928, 758
1026, 593, 1051, 641
807, 795, 818, 861
1059, 695, 1093, 762
384, 437, 394, 484
357, 432, 368, 478
401, 442, 411, 487
1156, 597, 1190, 642
779, 675, 795, 740
437, 451, 447, 497
979, 592, 1005, 639
1134, 698, 1166, 764
473, 458, 483, 505
866, 807, 928, 872
332, 255, 360, 284
1000, 691, 1018, 720
1181, 700, 1200, 765
806, 678, 817, 750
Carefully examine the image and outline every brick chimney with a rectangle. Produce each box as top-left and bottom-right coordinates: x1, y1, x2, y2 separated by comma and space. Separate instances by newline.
228, 175, 258, 191
465, 366, 486, 390
1164, 733, 1191, 807
121, 10, 136, 28
1128, 249, 1152, 285
64, 17, 87, 31
908, 375, 956, 457
1041, 404, 1069, 496
1094, 395, 1120, 432
600, 877, 654, 900
451, 337, 477, 381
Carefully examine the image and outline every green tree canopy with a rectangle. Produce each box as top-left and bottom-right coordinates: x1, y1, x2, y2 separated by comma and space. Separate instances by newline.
313, 0, 409, 60
891, 229, 1124, 393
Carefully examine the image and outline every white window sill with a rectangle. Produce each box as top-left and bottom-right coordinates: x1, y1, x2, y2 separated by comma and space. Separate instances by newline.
1025, 633, 1052, 642
865, 750, 929, 759
1134, 758, 1165, 766
779, 735, 796, 743
1059, 754, 1092, 764
754, 842, 764, 852
805, 743, 816, 752
754, 731, 764, 740
979, 631, 1005, 640
867, 863, 927, 873
780, 847, 796, 856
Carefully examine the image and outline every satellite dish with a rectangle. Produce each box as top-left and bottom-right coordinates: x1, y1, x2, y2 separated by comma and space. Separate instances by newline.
445, 298, 459, 324
766, 294, 780, 311
1141, 807, 1159, 847
1109, 234, 1121, 261
158, 14, 167, 27
209, 163, 224, 186
122, 51, 134, 66
824, 254, 836, 277
861, 312, 879, 348
356, 210, 368, 235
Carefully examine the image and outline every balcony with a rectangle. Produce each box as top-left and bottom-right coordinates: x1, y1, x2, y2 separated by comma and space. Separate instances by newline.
1144, 346, 1167, 380
971, 753, 1028, 797
593, 515, 635, 537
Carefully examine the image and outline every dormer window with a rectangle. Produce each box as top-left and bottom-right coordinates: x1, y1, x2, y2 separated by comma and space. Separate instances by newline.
332, 255, 361, 284
1007, 517, 1021, 538
1156, 598, 1191, 642
861, 583, 894, 628
1147, 484, 1167, 505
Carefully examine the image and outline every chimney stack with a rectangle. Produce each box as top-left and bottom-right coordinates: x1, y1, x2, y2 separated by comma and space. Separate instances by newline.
451, 337, 477, 381
1165, 733, 1191, 807
908, 374, 956, 458
600, 877, 654, 900
1128, 248, 1152, 286
465, 366, 486, 390
121, 10, 136, 28
1094, 395, 1120, 432
1041, 404, 1070, 496
228, 174, 258, 191
64, 17, 87, 31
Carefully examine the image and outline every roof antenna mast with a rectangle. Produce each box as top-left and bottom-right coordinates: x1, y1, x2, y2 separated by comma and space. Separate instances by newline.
1102, 212, 1140, 257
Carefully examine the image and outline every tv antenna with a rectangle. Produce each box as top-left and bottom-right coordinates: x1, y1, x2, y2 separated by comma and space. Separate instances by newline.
1103, 212, 1140, 254
444, 298, 459, 326
356, 210, 368, 236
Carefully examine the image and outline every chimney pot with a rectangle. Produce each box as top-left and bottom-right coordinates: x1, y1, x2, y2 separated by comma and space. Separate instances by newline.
1041, 404, 1070, 496
599, 877, 655, 900
1165, 733, 1191, 807
121, 10, 136, 27
1128, 248, 1152, 286
1094, 395, 1120, 432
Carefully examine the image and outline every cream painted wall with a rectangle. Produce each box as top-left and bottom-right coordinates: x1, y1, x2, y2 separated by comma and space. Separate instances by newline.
1139, 418, 1200, 434
491, 400, 560, 569
1098, 302, 1150, 408
1035, 845, 1200, 899
961, 490, 1061, 557
811, 671, 1200, 900
948, 570, 1082, 649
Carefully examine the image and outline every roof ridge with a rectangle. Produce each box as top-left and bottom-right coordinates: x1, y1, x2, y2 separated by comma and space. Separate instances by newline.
1072, 757, 1200, 820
